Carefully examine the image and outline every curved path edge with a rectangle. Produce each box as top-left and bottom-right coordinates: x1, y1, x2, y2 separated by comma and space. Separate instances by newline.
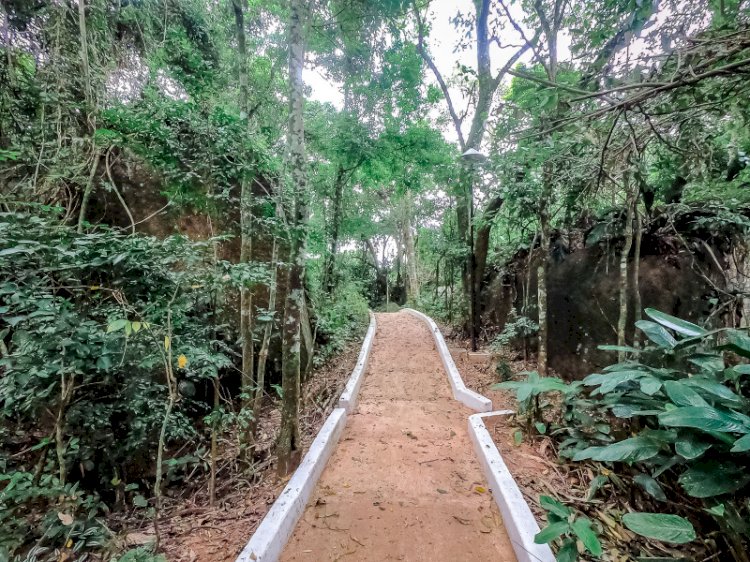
403, 308, 493, 412
406, 308, 555, 562
235, 312, 378, 562
469, 412, 555, 562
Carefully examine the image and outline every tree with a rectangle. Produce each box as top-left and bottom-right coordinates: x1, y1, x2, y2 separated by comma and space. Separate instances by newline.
277, 0, 308, 476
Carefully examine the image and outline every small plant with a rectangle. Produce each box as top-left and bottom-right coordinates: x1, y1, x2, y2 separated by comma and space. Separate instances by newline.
534, 496, 602, 562
494, 371, 577, 433
491, 308, 538, 351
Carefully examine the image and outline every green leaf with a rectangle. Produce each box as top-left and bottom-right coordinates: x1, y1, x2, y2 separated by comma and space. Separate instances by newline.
133, 494, 149, 508
622, 512, 696, 544
540, 495, 572, 519
106, 319, 128, 333
640, 377, 663, 395
675, 432, 712, 459
572, 517, 602, 555
574, 436, 661, 463
679, 461, 750, 497
598, 344, 642, 354
534, 422, 547, 434
663, 381, 709, 407
555, 539, 577, 562
731, 433, 750, 452
634, 474, 667, 502
659, 406, 750, 434
636, 320, 678, 349
534, 521, 569, 544
720, 330, 750, 358
644, 309, 706, 337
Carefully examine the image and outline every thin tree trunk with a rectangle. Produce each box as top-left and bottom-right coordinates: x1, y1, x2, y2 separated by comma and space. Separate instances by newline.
77, 149, 100, 233
278, 0, 307, 476
323, 164, 345, 295
233, 0, 255, 457
633, 203, 643, 345
252, 238, 279, 439
618, 175, 637, 361
209, 376, 219, 506
404, 211, 419, 301
536, 214, 549, 375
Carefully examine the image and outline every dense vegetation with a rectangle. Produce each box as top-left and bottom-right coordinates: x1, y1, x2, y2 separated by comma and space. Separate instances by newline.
1, 0, 750, 560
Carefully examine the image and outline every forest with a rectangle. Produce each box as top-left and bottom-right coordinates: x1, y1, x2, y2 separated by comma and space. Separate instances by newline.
1, 0, 750, 560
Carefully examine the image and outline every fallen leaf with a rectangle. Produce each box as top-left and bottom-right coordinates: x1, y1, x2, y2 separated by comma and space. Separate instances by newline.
57, 512, 74, 526
437, 488, 448, 494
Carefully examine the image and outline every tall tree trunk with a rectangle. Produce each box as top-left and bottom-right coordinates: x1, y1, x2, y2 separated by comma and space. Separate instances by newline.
277, 0, 307, 476
323, 164, 345, 295
536, 211, 550, 375
617, 175, 637, 361
252, 237, 279, 440
233, 0, 256, 457
403, 201, 419, 302
633, 203, 643, 345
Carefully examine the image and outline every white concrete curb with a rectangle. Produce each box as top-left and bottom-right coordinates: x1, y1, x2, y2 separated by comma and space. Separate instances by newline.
468, 411, 555, 562
338, 312, 377, 413
403, 308, 493, 412
236, 407, 347, 562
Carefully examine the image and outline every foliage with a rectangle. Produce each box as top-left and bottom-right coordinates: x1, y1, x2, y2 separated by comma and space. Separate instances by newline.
0, 210, 247, 556
534, 495, 603, 562
508, 308, 750, 557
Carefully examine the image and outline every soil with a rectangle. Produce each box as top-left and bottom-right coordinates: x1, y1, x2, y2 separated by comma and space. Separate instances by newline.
280, 312, 516, 562
452, 350, 571, 522
118, 339, 365, 562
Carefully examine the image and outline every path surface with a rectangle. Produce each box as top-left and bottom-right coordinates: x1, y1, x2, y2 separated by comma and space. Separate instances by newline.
280, 312, 516, 561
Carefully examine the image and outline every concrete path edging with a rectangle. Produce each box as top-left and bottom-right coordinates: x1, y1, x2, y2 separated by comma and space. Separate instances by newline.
468, 411, 555, 562
338, 312, 377, 413
236, 314, 377, 562
404, 308, 493, 412
235, 407, 347, 562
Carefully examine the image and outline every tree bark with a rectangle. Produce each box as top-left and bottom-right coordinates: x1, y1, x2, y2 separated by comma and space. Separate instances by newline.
323, 164, 345, 294
233, 0, 256, 458
617, 174, 637, 361
278, 0, 307, 476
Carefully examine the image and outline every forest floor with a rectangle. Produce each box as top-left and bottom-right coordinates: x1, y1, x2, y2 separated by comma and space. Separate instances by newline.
122, 339, 365, 561
280, 312, 515, 562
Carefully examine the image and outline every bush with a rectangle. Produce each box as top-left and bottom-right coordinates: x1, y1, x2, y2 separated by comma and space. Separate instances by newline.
0, 210, 246, 557
313, 280, 369, 364
499, 308, 750, 558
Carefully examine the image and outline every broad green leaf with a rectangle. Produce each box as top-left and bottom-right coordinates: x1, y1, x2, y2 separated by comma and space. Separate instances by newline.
730, 433, 750, 452
720, 330, 750, 358
571, 517, 602, 555
106, 319, 128, 333
622, 512, 696, 544
636, 320, 677, 349
675, 432, 712, 459
598, 344, 642, 354
574, 436, 661, 463
639, 377, 663, 395
644, 308, 706, 337
679, 461, 750, 497
534, 521, 569, 544
683, 378, 743, 405
634, 474, 667, 502
540, 495, 572, 519
659, 406, 750, 434
663, 381, 709, 407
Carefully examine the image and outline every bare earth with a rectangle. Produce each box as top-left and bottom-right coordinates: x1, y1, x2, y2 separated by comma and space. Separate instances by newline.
280, 312, 517, 562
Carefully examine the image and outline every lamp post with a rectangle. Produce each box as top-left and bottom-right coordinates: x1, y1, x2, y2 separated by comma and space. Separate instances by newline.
461, 148, 486, 352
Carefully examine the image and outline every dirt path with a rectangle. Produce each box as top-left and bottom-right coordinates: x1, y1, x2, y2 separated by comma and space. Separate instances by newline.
280, 312, 516, 562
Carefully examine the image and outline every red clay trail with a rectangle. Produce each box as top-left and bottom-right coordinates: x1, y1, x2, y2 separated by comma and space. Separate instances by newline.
280, 311, 516, 561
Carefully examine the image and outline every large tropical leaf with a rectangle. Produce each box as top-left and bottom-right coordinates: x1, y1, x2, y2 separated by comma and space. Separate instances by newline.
635, 320, 678, 349
659, 406, 750, 434
674, 431, 712, 459
644, 309, 706, 337
573, 436, 662, 463
622, 512, 696, 544
663, 380, 709, 407
679, 461, 750, 497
